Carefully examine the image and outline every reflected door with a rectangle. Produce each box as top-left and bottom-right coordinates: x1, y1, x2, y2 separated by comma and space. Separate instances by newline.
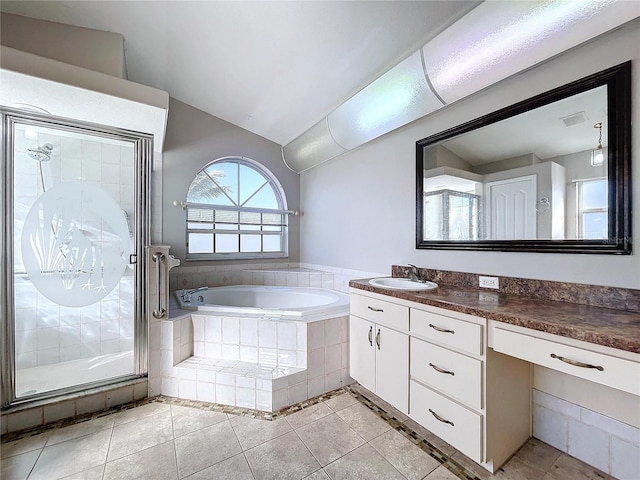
10, 119, 139, 398
486, 176, 536, 240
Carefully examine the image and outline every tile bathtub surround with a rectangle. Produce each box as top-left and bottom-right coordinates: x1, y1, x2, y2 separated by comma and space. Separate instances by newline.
1, 387, 609, 480
150, 311, 351, 412
391, 265, 640, 313
533, 389, 640, 479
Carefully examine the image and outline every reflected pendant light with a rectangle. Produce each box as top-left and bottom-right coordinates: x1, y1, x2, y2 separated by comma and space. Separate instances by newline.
590, 122, 604, 166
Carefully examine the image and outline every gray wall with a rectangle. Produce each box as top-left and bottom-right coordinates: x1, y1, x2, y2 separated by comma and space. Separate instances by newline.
162, 98, 300, 264
300, 21, 640, 288
0, 12, 126, 78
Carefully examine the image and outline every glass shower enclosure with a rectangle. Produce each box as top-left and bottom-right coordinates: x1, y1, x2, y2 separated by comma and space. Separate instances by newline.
1, 109, 151, 406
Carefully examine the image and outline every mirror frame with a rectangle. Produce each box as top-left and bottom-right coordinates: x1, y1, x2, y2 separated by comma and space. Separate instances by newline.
416, 61, 631, 254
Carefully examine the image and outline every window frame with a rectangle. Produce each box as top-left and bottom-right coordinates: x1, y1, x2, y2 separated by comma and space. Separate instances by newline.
184, 157, 289, 261
576, 178, 608, 240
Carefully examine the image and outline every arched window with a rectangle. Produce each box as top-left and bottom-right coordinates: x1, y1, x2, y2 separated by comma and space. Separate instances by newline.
185, 157, 288, 259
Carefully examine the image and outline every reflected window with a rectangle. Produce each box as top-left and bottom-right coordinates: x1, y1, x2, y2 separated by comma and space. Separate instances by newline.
424, 190, 480, 240
185, 158, 288, 259
577, 179, 608, 239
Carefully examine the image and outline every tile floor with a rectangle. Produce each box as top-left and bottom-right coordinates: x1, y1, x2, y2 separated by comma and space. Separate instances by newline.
1, 387, 613, 480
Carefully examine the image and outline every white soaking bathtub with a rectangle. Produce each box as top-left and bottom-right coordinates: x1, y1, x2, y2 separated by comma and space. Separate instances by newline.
174, 285, 349, 319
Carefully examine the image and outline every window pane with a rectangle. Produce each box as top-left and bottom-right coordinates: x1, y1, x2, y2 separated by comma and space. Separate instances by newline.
215, 223, 237, 230
263, 235, 282, 252
187, 171, 233, 206
188, 233, 213, 253
244, 184, 279, 209
582, 212, 608, 239
239, 164, 267, 205
207, 162, 238, 205
263, 225, 281, 232
240, 234, 261, 252
188, 222, 213, 230
215, 234, 238, 253
582, 180, 608, 210
240, 224, 261, 231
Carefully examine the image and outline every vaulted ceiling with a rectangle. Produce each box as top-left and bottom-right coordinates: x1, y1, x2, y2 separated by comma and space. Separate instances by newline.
0, 1, 479, 145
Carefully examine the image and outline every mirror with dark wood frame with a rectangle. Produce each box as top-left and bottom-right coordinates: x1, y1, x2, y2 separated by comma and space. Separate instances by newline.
416, 61, 631, 254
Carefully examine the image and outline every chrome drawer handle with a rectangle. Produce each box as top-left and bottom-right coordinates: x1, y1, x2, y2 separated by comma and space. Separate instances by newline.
368, 306, 384, 312
368, 326, 373, 346
429, 363, 455, 376
550, 354, 604, 371
429, 408, 454, 426
429, 323, 455, 334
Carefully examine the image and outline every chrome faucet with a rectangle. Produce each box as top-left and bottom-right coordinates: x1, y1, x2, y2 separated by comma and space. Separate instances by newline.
181, 286, 208, 302
407, 264, 425, 283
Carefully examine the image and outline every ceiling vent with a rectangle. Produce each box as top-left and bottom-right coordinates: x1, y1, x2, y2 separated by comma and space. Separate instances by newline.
282, 0, 639, 173
561, 112, 588, 127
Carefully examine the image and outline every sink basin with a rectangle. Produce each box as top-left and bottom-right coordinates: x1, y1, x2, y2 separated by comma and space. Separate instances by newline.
368, 277, 438, 291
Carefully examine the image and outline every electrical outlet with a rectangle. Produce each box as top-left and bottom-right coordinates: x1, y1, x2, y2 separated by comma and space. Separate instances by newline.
479, 276, 499, 289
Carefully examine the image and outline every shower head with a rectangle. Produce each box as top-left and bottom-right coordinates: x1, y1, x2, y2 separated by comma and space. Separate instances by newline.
27, 143, 53, 162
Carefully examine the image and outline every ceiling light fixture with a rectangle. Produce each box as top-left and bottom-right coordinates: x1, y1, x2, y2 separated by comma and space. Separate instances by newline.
591, 122, 604, 166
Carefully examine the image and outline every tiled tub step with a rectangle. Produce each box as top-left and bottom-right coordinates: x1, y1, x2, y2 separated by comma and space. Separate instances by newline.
175, 356, 308, 411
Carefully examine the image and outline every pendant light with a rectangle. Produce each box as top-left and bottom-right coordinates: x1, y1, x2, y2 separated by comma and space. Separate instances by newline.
590, 122, 604, 166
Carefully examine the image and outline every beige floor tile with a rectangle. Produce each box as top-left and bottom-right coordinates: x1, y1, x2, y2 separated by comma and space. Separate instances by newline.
59, 465, 105, 480
425, 465, 461, 480
323, 392, 358, 412
174, 420, 242, 478
323, 443, 405, 480
47, 414, 115, 446
450, 451, 493, 480
171, 404, 228, 438
297, 413, 365, 466
0, 449, 41, 480
544, 453, 613, 480
183, 452, 254, 480
103, 440, 178, 480
286, 402, 333, 430
492, 456, 546, 480
230, 414, 292, 451
107, 410, 173, 461
113, 402, 171, 425
515, 438, 561, 473
303, 468, 330, 479
245, 430, 320, 480
0, 432, 49, 459
29, 428, 111, 480
335, 402, 391, 442
369, 428, 441, 480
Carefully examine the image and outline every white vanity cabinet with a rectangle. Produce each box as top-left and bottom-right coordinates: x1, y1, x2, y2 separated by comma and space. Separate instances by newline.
349, 291, 409, 414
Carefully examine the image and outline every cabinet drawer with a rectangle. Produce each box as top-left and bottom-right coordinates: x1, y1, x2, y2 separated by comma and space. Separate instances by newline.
411, 338, 482, 410
493, 328, 640, 395
351, 294, 409, 331
411, 309, 483, 356
410, 380, 482, 463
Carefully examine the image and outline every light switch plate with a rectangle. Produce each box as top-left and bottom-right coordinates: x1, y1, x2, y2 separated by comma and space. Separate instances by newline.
479, 276, 499, 289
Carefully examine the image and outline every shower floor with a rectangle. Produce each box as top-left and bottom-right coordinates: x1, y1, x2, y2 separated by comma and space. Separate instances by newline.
15, 351, 134, 397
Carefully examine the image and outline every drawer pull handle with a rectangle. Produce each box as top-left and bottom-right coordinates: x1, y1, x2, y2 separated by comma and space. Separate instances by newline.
368, 306, 384, 312
429, 363, 455, 376
429, 323, 455, 334
368, 326, 373, 346
429, 408, 454, 426
376, 329, 381, 350
550, 354, 604, 371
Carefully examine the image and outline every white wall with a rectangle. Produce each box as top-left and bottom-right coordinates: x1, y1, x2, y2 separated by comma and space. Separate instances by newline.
162, 98, 301, 264
300, 21, 640, 289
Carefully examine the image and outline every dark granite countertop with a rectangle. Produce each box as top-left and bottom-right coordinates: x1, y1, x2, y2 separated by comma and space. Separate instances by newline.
349, 279, 640, 354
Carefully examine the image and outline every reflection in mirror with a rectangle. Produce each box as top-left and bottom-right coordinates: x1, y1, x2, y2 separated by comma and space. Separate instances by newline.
416, 62, 631, 254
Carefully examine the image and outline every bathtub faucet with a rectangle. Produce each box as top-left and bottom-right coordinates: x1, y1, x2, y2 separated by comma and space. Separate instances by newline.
181, 286, 208, 303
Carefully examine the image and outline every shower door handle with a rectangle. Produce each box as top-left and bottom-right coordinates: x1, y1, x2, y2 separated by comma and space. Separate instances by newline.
152, 252, 167, 319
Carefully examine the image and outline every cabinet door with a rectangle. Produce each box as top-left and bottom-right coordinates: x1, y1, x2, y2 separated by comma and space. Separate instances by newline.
349, 315, 375, 393
375, 325, 409, 414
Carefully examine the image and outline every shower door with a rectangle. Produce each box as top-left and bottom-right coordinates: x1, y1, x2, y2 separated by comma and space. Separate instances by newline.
1, 110, 151, 405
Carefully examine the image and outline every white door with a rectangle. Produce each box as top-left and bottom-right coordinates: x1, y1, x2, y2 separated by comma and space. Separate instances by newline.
486, 175, 537, 240
349, 316, 375, 393
375, 325, 409, 414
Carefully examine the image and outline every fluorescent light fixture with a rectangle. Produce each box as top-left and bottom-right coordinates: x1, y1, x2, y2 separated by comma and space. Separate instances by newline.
282, 118, 345, 173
